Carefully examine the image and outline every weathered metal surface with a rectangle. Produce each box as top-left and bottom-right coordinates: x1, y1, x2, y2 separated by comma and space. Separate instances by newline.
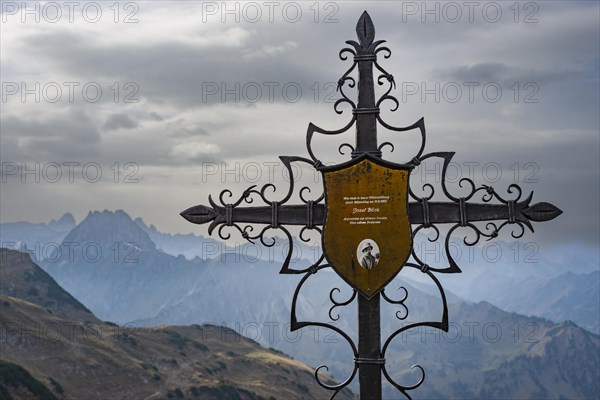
321, 156, 412, 298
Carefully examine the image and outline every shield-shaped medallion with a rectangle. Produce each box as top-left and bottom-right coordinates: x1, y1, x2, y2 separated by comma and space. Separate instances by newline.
321, 155, 413, 298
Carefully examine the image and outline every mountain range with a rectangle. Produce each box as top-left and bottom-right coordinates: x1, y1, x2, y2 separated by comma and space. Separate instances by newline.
11, 210, 595, 332
1, 210, 599, 399
0, 213, 76, 263
0, 248, 353, 400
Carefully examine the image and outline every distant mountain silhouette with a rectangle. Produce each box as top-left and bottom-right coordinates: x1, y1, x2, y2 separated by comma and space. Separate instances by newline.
134, 216, 220, 260
40, 210, 212, 324
407, 238, 600, 334
48, 213, 76, 232
0, 213, 76, 262
64, 209, 156, 251
477, 270, 599, 334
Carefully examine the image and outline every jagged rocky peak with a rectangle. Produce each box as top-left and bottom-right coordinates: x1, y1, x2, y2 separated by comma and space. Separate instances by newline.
49, 212, 76, 229
64, 209, 156, 251
134, 217, 158, 233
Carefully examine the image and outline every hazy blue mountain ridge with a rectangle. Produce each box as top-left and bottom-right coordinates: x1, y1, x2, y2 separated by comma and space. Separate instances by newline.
3, 210, 598, 334
0, 213, 76, 262
40, 210, 210, 323
134, 217, 221, 260
2, 210, 599, 398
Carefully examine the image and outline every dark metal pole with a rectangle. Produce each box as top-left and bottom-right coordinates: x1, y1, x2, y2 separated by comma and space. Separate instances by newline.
358, 294, 382, 399
354, 47, 377, 155
352, 11, 380, 159
352, 11, 383, 400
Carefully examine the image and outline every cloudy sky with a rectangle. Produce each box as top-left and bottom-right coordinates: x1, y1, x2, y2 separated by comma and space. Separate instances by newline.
1, 1, 598, 251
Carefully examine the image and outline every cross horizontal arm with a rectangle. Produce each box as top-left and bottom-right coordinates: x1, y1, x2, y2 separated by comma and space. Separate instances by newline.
180, 194, 561, 232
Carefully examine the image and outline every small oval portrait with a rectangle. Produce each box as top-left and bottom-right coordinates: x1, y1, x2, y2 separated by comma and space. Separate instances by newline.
357, 239, 380, 270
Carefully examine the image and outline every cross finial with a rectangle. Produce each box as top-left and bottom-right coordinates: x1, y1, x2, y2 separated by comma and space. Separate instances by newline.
356, 11, 376, 48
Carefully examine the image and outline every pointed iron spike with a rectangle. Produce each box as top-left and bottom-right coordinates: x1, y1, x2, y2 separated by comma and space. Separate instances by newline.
207, 220, 219, 235
180, 204, 217, 225
528, 202, 562, 221
180, 206, 197, 223
356, 11, 375, 47
521, 191, 534, 207
208, 194, 218, 209
522, 202, 563, 222
522, 218, 535, 233
447, 253, 462, 274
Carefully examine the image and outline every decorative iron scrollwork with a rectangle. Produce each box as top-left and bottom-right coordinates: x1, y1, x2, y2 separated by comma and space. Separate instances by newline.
181, 11, 561, 400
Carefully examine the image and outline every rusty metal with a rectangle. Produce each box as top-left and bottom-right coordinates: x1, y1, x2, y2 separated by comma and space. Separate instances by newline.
321, 156, 412, 299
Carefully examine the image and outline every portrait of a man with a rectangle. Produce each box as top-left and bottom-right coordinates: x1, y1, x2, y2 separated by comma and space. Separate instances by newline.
357, 239, 380, 270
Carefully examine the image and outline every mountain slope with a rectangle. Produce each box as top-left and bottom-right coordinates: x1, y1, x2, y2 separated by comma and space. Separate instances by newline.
385, 301, 600, 399
1, 296, 352, 400
0, 249, 93, 321
0, 250, 354, 400
480, 321, 599, 400
134, 261, 600, 399
0, 360, 59, 400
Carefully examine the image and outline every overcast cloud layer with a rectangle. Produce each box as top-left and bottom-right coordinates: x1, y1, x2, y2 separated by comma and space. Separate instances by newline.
1, 1, 598, 249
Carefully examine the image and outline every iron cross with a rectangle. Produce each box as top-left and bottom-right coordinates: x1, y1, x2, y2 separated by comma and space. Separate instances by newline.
182, 11, 561, 400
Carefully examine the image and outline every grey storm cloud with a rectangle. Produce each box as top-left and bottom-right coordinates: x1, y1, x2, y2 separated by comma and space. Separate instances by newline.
430, 62, 594, 98
148, 112, 164, 121
102, 113, 139, 131
167, 125, 210, 138
16, 29, 330, 110
2, 111, 101, 161
0, 1, 598, 247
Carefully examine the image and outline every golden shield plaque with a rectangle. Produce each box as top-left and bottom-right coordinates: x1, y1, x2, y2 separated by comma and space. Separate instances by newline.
322, 155, 412, 298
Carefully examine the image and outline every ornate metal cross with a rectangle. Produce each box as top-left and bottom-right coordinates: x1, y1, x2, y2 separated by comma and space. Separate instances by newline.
181, 11, 561, 400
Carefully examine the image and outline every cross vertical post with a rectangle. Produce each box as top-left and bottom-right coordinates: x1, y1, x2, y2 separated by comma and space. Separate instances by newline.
353, 12, 380, 158
352, 12, 384, 399
358, 294, 382, 399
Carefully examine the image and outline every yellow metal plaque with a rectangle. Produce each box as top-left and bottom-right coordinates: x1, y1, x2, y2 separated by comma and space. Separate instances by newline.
322, 157, 412, 298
